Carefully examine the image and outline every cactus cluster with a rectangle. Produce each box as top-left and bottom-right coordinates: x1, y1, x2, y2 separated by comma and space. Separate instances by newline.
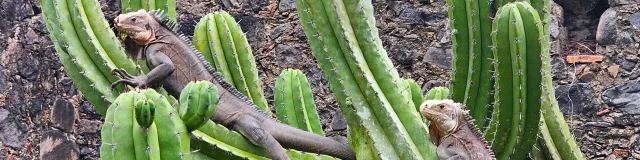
193, 11, 270, 114
402, 79, 425, 111
41, 0, 139, 115
179, 81, 219, 132
425, 87, 450, 101
296, 0, 437, 159
274, 69, 324, 135
100, 89, 191, 160
447, 0, 495, 129
121, 0, 176, 21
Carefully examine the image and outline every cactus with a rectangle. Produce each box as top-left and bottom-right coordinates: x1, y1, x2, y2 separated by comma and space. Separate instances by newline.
482, 2, 544, 159
134, 93, 156, 128
189, 120, 338, 160
402, 79, 426, 111
193, 12, 270, 114
296, 0, 437, 159
100, 89, 191, 160
121, 0, 176, 21
40, 0, 141, 115
274, 69, 324, 135
447, 0, 495, 129
179, 81, 219, 132
425, 87, 450, 101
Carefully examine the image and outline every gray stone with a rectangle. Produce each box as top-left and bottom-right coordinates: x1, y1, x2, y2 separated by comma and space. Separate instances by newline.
551, 55, 568, 80
555, 83, 597, 116
59, 77, 76, 96
331, 111, 347, 131
0, 109, 8, 123
270, 23, 290, 40
0, 66, 5, 93
609, 0, 640, 7
39, 130, 79, 160
630, 12, 640, 29
423, 47, 452, 70
77, 119, 102, 134
631, 70, 640, 80
620, 31, 634, 44
80, 146, 94, 156
51, 98, 75, 133
79, 102, 97, 115
389, 1, 445, 26
0, 120, 27, 149
422, 80, 445, 93
278, 0, 296, 12
555, 0, 599, 14
602, 80, 640, 115
596, 8, 618, 46
616, 58, 637, 71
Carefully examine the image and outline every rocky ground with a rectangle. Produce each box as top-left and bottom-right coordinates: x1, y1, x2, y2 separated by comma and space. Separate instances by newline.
0, 0, 638, 159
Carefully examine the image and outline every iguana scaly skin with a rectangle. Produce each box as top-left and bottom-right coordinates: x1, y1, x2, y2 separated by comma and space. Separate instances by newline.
419, 100, 495, 160
110, 9, 356, 160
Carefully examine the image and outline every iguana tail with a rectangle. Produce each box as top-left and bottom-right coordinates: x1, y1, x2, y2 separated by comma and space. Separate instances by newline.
263, 119, 356, 160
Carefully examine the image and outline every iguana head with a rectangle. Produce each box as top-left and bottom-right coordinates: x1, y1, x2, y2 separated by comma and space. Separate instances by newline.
419, 99, 464, 135
114, 9, 156, 45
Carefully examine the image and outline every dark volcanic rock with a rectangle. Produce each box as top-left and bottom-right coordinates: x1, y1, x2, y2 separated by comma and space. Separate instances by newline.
51, 98, 75, 133
423, 47, 452, 70
39, 130, 79, 160
388, 1, 445, 25
78, 119, 102, 134
278, 0, 296, 12
631, 12, 640, 29
555, 0, 599, 14
602, 80, 640, 115
0, 108, 27, 149
596, 8, 618, 46
555, 83, 597, 115
551, 55, 568, 80
0, 66, 6, 93
331, 111, 347, 131
0, 0, 36, 31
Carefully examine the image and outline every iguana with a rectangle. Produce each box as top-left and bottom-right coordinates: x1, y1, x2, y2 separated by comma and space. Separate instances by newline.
419, 99, 495, 160
110, 9, 356, 160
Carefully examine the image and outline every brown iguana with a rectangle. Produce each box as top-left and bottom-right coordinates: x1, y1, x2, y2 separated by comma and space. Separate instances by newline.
110, 9, 356, 160
419, 99, 495, 160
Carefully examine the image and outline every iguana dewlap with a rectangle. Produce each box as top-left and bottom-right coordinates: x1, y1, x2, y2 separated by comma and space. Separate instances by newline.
110, 9, 356, 160
419, 100, 495, 160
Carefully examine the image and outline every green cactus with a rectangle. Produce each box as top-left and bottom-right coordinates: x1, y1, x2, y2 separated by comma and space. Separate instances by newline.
274, 69, 324, 135
134, 93, 156, 128
296, 0, 437, 159
425, 87, 450, 101
100, 89, 191, 160
447, 0, 495, 129
179, 81, 219, 132
121, 0, 176, 21
192, 12, 270, 114
402, 79, 426, 111
482, 2, 544, 159
189, 120, 338, 160
40, 0, 141, 115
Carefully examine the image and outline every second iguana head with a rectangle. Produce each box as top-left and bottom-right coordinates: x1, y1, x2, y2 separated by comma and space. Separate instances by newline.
419, 99, 464, 135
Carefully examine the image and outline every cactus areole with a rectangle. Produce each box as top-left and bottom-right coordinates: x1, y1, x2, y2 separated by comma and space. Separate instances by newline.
109, 9, 355, 160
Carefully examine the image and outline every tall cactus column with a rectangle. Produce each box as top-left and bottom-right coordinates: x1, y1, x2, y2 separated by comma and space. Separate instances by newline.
193, 12, 270, 114
121, 0, 176, 21
274, 69, 324, 135
447, 0, 495, 129
296, 0, 437, 159
483, 2, 543, 159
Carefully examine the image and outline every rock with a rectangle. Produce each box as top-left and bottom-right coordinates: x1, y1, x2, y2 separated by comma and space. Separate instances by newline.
77, 119, 102, 134
613, 116, 636, 127
596, 8, 618, 46
59, 77, 76, 96
331, 111, 347, 131
422, 80, 445, 93
602, 80, 640, 115
609, 0, 640, 7
551, 56, 568, 80
51, 98, 75, 133
631, 12, 640, 29
607, 65, 620, 78
555, 0, 599, 14
423, 47, 452, 70
620, 31, 634, 44
0, 0, 36, 31
616, 58, 637, 71
0, 120, 27, 149
269, 23, 290, 40
579, 71, 597, 82
24, 28, 38, 44
39, 130, 79, 160
0, 109, 8, 123
555, 83, 597, 116
631, 70, 640, 80
80, 147, 94, 157
278, 0, 296, 12
389, 1, 445, 26
0, 66, 6, 93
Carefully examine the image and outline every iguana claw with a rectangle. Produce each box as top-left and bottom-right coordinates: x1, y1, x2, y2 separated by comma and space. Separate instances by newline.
111, 68, 148, 89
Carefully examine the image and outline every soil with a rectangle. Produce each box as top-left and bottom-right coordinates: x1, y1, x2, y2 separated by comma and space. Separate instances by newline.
0, 0, 638, 159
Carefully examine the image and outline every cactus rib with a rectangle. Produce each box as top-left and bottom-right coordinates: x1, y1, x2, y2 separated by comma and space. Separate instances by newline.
274, 69, 324, 135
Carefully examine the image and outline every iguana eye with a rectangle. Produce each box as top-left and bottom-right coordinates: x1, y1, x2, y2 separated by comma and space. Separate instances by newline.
131, 18, 137, 22
439, 105, 445, 109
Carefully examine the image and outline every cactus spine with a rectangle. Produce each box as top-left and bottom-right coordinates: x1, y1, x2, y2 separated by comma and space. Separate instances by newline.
274, 69, 324, 135
296, 0, 437, 159
193, 12, 270, 114
41, 0, 140, 115
447, 0, 495, 129
482, 2, 543, 159
425, 87, 450, 100
121, 0, 176, 21
179, 81, 219, 132
100, 89, 191, 160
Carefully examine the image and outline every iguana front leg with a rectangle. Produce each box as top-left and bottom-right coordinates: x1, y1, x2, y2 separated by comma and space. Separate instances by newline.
233, 115, 290, 160
112, 45, 175, 88
437, 137, 471, 160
